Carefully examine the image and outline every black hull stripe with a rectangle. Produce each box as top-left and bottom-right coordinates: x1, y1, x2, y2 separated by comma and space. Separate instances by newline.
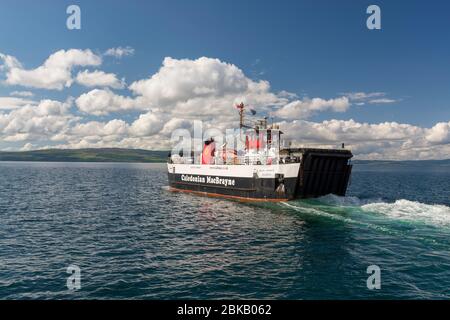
168, 172, 298, 200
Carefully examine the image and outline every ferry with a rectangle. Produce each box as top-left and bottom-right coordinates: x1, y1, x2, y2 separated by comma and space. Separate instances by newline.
167, 103, 353, 201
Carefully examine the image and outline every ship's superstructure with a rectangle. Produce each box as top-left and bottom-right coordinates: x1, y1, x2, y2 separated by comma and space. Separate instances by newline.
167, 103, 353, 201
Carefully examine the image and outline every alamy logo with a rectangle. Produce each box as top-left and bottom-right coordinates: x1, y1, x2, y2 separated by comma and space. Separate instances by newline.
366, 5, 381, 30
66, 5, 81, 30
366, 265, 381, 290
66, 264, 81, 290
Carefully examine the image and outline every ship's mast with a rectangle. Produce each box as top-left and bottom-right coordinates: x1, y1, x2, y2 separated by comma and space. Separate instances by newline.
237, 102, 245, 129
236, 102, 245, 138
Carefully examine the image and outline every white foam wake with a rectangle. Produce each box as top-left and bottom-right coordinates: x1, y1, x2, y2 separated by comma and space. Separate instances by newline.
282, 201, 354, 223
317, 194, 383, 206
361, 199, 450, 227
314, 194, 450, 228
281, 201, 392, 233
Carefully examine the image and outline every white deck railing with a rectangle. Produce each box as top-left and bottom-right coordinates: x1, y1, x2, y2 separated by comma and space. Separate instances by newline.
170, 155, 300, 165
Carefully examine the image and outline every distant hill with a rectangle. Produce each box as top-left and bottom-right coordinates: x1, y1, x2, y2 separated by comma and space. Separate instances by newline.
352, 158, 450, 171
0, 148, 169, 163
0, 148, 448, 165
353, 159, 450, 166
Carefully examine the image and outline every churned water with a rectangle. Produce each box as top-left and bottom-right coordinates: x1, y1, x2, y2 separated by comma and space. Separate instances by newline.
0, 161, 449, 299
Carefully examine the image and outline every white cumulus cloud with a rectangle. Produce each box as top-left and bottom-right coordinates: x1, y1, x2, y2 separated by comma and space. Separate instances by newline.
0, 53, 22, 70
425, 121, 450, 144
274, 96, 350, 119
1, 49, 102, 90
130, 112, 165, 137
0, 52, 447, 160
0, 99, 76, 142
278, 119, 449, 160
75, 56, 284, 120
75, 70, 125, 89
76, 89, 145, 115
0, 97, 35, 110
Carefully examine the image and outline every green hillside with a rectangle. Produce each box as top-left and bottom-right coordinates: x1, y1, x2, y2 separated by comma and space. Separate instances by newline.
0, 148, 168, 163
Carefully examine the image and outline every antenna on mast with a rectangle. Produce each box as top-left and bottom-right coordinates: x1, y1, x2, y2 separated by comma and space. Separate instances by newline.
235, 102, 245, 129
235, 102, 245, 138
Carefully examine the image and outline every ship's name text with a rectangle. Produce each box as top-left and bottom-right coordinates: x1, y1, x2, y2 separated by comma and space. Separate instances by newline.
181, 175, 236, 187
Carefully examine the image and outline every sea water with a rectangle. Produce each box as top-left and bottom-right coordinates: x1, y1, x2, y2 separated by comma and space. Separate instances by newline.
0, 161, 449, 299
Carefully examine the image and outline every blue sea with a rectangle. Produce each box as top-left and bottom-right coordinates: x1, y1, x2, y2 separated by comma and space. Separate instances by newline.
0, 161, 449, 299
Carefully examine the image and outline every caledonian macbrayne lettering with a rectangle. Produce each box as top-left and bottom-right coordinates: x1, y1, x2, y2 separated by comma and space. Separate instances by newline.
181, 174, 236, 187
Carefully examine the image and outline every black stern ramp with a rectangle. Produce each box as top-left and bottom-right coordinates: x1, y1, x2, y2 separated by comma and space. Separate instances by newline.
284, 148, 353, 198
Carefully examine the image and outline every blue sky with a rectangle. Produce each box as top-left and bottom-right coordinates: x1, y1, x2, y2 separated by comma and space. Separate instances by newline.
0, 0, 449, 159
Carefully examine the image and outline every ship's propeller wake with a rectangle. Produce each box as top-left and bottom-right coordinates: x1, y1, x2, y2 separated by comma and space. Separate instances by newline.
283, 194, 450, 228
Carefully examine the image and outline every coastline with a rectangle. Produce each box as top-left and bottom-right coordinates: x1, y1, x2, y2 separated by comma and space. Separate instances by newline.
1, 147, 449, 165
